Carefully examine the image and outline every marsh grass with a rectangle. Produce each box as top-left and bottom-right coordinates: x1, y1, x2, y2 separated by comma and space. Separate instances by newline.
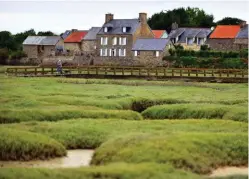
91, 133, 248, 174
0, 128, 66, 160
142, 104, 248, 122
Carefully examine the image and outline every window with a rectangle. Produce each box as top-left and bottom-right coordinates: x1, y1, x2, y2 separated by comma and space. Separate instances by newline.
41, 45, 44, 50
101, 37, 108, 45
104, 27, 108, 33
109, 49, 116, 56
122, 27, 127, 33
119, 49, 126, 56
94, 45, 96, 49
197, 38, 204, 46
155, 51, 159, 57
119, 37, 127, 45
112, 37, 117, 45
100, 49, 108, 56
134, 51, 140, 56
186, 38, 194, 45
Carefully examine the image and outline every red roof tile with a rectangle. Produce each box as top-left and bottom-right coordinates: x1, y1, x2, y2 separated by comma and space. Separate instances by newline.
209, 25, 241, 39
152, 30, 165, 38
64, 31, 88, 43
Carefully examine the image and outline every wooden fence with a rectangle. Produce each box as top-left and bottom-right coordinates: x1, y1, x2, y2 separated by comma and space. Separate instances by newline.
6, 66, 248, 78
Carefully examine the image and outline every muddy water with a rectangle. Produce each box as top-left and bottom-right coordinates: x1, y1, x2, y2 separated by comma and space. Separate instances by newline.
0, 150, 94, 168
209, 167, 248, 177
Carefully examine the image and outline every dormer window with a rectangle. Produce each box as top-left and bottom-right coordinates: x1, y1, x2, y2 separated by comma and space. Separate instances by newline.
104, 27, 108, 33
122, 27, 127, 33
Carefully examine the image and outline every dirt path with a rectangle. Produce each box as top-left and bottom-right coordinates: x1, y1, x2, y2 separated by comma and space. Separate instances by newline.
209, 167, 248, 177
0, 150, 94, 168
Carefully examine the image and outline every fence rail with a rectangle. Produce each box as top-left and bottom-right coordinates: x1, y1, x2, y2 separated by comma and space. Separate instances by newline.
6, 66, 248, 79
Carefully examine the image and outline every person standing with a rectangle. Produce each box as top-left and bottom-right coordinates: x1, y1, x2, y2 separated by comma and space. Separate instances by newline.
56, 59, 63, 74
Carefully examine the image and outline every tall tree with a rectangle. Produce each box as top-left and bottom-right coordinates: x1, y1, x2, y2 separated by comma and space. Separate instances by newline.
216, 17, 244, 25
0, 31, 17, 50
148, 7, 215, 33
37, 31, 57, 36
14, 29, 36, 50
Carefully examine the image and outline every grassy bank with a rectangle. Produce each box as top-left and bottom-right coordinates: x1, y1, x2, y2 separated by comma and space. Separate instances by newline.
142, 104, 248, 122
91, 133, 248, 174
2, 119, 247, 149
0, 128, 66, 160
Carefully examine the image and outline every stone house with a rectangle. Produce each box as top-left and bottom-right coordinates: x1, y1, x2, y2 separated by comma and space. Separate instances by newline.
207, 25, 241, 51
23, 36, 64, 59
234, 24, 248, 50
95, 12, 154, 65
131, 38, 172, 66
81, 27, 101, 53
168, 23, 211, 51
152, 30, 168, 38
64, 31, 88, 52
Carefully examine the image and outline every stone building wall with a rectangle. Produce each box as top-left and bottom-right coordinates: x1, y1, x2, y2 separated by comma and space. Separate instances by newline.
23, 45, 38, 59
64, 42, 81, 52
81, 40, 97, 53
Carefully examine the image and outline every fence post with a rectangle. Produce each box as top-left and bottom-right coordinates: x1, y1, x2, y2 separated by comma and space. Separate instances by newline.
227, 70, 229, 77
172, 69, 174, 76
35, 68, 37, 75
147, 68, 150, 76
139, 68, 141, 76
188, 70, 190, 76
15, 68, 17, 76
204, 70, 206, 77
196, 69, 198, 77
51, 68, 54, 74
180, 69, 182, 77
211, 70, 214, 77
87, 67, 90, 75
42, 67, 44, 75
156, 69, 158, 77
131, 68, 133, 76
219, 70, 222, 77
96, 67, 99, 75
114, 67, 116, 75
242, 70, 244, 78
122, 68, 124, 75
105, 67, 107, 75
164, 68, 166, 76
234, 71, 237, 78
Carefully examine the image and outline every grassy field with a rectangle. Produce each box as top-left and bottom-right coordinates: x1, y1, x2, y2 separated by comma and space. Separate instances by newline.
0, 65, 248, 178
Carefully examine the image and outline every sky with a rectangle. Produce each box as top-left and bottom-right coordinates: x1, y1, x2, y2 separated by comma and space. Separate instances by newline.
0, 0, 248, 34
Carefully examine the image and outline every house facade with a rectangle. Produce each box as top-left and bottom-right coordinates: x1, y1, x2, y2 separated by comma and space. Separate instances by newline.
81, 27, 101, 53
234, 24, 248, 50
131, 38, 172, 66
23, 36, 64, 59
152, 30, 168, 38
94, 12, 154, 65
168, 23, 211, 51
64, 31, 88, 52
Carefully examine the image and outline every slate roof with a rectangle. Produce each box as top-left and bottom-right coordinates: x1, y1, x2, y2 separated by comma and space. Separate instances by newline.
23, 36, 61, 45
64, 31, 88, 43
61, 30, 72, 40
132, 38, 170, 51
98, 19, 140, 35
83, 27, 101, 40
209, 25, 240, 39
236, 25, 248, 39
168, 28, 211, 42
152, 30, 166, 38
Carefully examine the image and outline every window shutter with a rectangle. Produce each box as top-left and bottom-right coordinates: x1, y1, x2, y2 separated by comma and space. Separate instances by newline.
134, 51, 137, 56
123, 27, 126, 33
105, 37, 108, 45
118, 49, 121, 56
114, 49, 116, 56
104, 27, 108, 33
124, 38, 126, 45
124, 49, 126, 56
113, 37, 117, 45
119, 38, 122, 45
156, 51, 159, 57
101, 37, 103, 45
100, 49, 103, 56
105, 49, 107, 56
109, 49, 112, 56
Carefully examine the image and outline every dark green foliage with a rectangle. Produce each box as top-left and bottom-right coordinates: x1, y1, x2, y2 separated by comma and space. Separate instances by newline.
37, 31, 57, 36
10, 50, 27, 60
0, 48, 9, 65
174, 44, 184, 50
217, 17, 245, 25
148, 7, 214, 32
169, 48, 175, 56
200, 45, 210, 51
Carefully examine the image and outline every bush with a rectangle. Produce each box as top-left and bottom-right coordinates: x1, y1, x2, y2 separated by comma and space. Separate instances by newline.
200, 45, 210, 51
91, 133, 248, 174
219, 58, 247, 69
10, 50, 27, 60
180, 56, 198, 67
0, 128, 66, 160
0, 108, 143, 123
0, 48, 9, 65
168, 48, 175, 56
141, 104, 248, 122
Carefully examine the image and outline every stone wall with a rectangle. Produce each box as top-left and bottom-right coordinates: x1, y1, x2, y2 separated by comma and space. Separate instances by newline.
64, 42, 81, 52
23, 45, 38, 59
81, 40, 96, 53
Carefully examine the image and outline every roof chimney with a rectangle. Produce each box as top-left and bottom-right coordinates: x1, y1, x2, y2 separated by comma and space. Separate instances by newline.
139, 12, 147, 24
105, 13, 113, 23
240, 21, 247, 28
171, 22, 178, 30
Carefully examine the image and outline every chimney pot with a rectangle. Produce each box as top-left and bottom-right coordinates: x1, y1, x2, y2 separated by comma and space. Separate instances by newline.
139, 12, 147, 24
105, 13, 114, 23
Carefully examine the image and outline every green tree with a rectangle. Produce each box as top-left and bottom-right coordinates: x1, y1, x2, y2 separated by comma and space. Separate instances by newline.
0, 31, 17, 50
216, 17, 244, 25
148, 7, 215, 32
37, 31, 57, 36
14, 29, 36, 50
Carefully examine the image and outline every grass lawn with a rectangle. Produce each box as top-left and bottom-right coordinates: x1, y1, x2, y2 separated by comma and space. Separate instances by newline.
0, 66, 248, 178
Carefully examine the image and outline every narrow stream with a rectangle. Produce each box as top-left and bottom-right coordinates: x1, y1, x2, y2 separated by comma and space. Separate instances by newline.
0, 150, 94, 168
